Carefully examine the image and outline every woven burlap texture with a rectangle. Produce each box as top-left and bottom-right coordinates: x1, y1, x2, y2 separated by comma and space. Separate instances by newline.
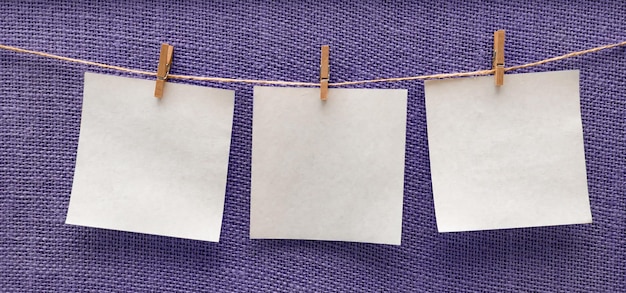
1, 1, 625, 292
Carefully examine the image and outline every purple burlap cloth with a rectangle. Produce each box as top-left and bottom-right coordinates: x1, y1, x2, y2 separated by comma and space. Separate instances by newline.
1, 1, 624, 291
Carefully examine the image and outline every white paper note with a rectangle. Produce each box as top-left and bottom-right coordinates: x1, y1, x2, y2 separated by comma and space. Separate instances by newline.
425, 70, 592, 232
66, 72, 235, 242
250, 87, 407, 245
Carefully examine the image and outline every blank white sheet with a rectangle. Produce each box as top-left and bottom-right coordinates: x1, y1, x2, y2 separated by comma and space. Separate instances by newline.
424, 70, 592, 232
250, 87, 407, 245
66, 72, 235, 242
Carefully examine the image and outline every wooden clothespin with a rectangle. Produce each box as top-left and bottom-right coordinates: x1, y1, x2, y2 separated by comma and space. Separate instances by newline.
320, 45, 330, 100
154, 43, 174, 98
493, 30, 505, 86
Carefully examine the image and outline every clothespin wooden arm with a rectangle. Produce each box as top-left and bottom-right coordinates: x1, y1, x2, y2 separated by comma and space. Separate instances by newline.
320, 45, 330, 101
493, 30, 505, 86
154, 43, 174, 98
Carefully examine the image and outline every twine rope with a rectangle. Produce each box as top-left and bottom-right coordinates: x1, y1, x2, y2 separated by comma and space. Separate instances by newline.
1, 41, 625, 87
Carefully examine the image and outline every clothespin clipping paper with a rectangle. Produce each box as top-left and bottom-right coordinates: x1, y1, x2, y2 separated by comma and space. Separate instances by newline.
155, 43, 174, 98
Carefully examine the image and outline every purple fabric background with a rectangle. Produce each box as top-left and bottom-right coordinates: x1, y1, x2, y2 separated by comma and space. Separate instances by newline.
1, 1, 625, 291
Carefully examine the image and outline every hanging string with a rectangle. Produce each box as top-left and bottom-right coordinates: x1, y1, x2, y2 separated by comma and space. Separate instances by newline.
1, 40, 624, 87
